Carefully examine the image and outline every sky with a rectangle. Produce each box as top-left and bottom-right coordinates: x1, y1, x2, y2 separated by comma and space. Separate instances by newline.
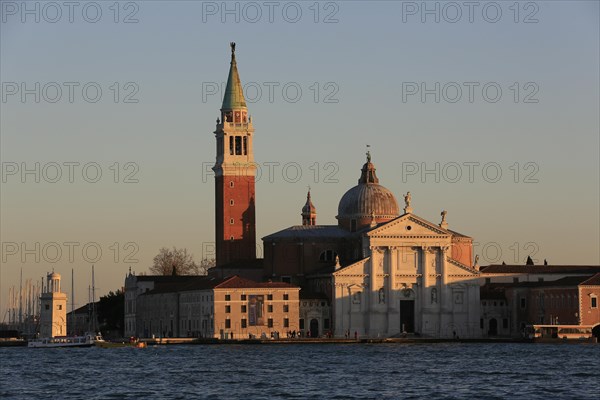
1, 0, 599, 316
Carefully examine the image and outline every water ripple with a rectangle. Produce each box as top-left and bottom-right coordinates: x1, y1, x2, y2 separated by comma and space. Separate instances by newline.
1, 343, 598, 399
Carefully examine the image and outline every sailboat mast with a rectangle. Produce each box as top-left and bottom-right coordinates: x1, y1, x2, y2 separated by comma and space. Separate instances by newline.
91, 265, 96, 333
18, 267, 23, 325
71, 268, 75, 335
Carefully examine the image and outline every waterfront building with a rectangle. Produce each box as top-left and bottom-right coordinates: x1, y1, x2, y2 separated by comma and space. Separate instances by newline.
66, 302, 99, 336
479, 270, 600, 338
299, 291, 331, 338
128, 273, 300, 339
39, 271, 67, 338
124, 273, 196, 337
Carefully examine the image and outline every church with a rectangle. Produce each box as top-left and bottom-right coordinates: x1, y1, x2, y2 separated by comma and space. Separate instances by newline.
210, 43, 482, 339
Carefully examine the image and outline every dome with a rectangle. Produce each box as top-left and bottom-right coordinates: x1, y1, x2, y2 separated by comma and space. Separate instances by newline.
337, 183, 400, 219
336, 154, 400, 230
48, 271, 61, 279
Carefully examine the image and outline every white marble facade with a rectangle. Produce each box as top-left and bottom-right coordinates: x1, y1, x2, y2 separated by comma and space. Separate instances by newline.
333, 213, 481, 339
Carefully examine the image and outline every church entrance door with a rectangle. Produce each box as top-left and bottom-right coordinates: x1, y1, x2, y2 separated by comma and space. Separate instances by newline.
400, 300, 415, 333
310, 319, 319, 338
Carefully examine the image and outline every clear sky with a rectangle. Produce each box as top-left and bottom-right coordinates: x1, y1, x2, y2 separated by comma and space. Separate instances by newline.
1, 0, 599, 315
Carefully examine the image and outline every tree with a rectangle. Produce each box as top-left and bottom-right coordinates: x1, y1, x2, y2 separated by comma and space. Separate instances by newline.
97, 290, 124, 337
149, 247, 214, 275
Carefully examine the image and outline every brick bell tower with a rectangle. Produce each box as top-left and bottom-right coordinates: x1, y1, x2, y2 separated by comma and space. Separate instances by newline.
213, 42, 256, 266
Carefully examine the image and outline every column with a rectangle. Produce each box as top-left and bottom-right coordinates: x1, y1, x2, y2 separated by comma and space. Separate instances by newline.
421, 246, 429, 311
441, 246, 449, 311
387, 247, 399, 335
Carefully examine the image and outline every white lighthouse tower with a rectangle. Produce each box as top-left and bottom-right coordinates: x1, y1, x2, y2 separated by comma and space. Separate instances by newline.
39, 271, 67, 338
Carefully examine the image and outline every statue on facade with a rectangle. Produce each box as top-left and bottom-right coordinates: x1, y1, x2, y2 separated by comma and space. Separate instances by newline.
474, 255, 479, 266
441, 210, 447, 222
431, 288, 438, 304
230, 42, 236, 53
404, 192, 411, 207
378, 288, 385, 304
366, 150, 371, 163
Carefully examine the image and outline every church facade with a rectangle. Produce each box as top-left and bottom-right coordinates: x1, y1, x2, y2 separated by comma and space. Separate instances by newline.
332, 212, 481, 339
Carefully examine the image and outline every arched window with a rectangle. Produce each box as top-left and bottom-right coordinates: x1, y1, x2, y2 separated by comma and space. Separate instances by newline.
319, 250, 337, 262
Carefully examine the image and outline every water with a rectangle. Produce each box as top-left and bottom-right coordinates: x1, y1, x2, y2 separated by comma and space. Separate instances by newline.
1, 343, 598, 399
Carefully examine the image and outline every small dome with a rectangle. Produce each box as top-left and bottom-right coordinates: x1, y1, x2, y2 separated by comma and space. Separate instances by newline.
48, 271, 61, 279
337, 155, 400, 230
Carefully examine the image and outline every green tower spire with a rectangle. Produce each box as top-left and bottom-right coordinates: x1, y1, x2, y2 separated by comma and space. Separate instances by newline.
221, 42, 247, 110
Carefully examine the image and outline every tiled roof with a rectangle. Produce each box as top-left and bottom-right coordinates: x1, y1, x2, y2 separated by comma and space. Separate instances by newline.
131, 275, 201, 283
262, 225, 351, 240
215, 275, 299, 289
485, 276, 593, 290
449, 229, 471, 238
480, 265, 600, 274
141, 277, 220, 295
580, 273, 600, 286
67, 302, 98, 315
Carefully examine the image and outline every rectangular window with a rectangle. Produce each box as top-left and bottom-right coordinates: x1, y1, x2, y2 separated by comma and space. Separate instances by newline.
243, 136, 247, 155
267, 305, 273, 313
520, 298, 526, 309
324, 319, 330, 329
225, 294, 231, 301
241, 294, 247, 301
283, 294, 289, 300
225, 319, 231, 329
592, 297, 598, 308
480, 319, 484, 329
299, 318, 304, 330
267, 294, 273, 300
283, 305, 289, 312
225, 305, 231, 313
241, 305, 247, 313
284, 318, 289, 328
58, 305, 62, 310
235, 136, 242, 155
502, 319, 508, 329
513, 277, 519, 283
485, 278, 491, 285
241, 319, 247, 328
268, 318, 273, 328
229, 136, 234, 155
45, 304, 50, 310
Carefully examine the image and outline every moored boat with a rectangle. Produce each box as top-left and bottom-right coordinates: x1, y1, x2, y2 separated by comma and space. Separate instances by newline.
28, 333, 104, 348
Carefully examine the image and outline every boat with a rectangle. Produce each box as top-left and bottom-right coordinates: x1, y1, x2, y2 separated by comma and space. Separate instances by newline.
524, 324, 597, 342
28, 333, 104, 348
95, 337, 146, 349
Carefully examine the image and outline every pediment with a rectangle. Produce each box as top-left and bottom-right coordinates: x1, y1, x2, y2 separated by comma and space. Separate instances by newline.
333, 257, 369, 277
367, 213, 451, 238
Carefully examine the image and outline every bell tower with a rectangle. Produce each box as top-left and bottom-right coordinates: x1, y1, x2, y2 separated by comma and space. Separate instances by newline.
301, 189, 317, 226
213, 42, 256, 266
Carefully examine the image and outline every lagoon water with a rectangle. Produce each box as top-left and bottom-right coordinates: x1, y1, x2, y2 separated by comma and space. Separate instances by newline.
1, 343, 599, 399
